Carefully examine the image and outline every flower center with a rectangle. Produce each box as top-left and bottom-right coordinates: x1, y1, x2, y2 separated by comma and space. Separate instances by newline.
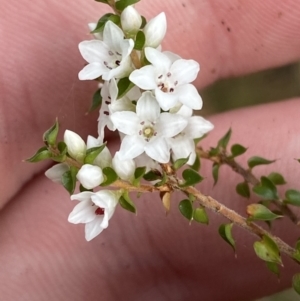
157, 72, 178, 93
103, 50, 122, 70
95, 207, 105, 215
139, 122, 157, 142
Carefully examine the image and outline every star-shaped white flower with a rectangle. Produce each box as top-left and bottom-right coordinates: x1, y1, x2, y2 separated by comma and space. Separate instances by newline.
68, 190, 120, 241
110, 91, 188, 163
78, 21, 134, 81
129, 47, 202, 111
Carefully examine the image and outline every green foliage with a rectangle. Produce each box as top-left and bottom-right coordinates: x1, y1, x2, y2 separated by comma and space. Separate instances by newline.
119, 191, 136, 214
26, 146, 52, 163
154, 172, 167, 187
61, 166, 78, 194
89, 88, 102, 112
236, 181, 250, 198
173, 156, 190, 170
230, 144, 247, 158
91, 13, 120, 33
43, 119, 59, 146
190, 155, 200, 172
267, 172, 286, 185
179, 199, 193, 221
217, 128, 232, 149
79, 184, 93, 192
115, 0, 140, 11
247, 204, 282, 221
253, 235, 282, 265
293, 274, 300, 295
266, 261, 280, 277
179, 169, 203, 187
143, 170, 162, 181
293, 238, 300, 262
212, 163, 219, 186
134, 31, 145, 50
52, 141, 67, 162
253, 176, 278, 200
193, 207, 209, 224
284, 189, 300, 206
117, 77, 134, 99
84, 144, 106, 164
95, 0, 109, 4
140, 16, 147, 28
218, 223, 235, 252
133, 166, 146, 186
100, 167, 118, 186
247, 156, 276, 169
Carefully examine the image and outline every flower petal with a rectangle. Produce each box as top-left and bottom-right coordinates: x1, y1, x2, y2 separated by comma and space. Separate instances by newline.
136, 91, 160, 121
76, 164, 104, 189
156, 113, 188, 137
78, 40, 109, 63
112, 151, 136, 181
145, 47, 171, 71
175, 84, 203, 110
103, 21, 124, 53
110, 111, 139, 135
129, 65, 157, 90
71, 191, 95, 202
85, 217, 105, 241
45, 163, 69, 183
78, 63, 106, 80
170, 59, 199, 85
145, 137, 170, 163
155, 88, 178, 111
184, 116, 214, 138
68, 200, 96, 224
119, 135, 145, 160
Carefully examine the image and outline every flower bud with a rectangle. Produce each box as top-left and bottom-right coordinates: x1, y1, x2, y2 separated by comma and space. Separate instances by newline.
121, 6, 142, 35
45, 163, 69, 183
76, 164, 104, 189
144, 12, 167, 48
64, 130, 86, 162
112, 151, 135, 182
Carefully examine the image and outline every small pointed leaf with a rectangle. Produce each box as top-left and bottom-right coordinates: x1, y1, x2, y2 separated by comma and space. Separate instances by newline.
91, 14, 120, 33
212, 163, 219, 186
115, 0, 140, 11
26, 146, 52, 163
179, 199, 193, 221
134, 31, 145, 50
61, 166, 78, 195
193, 207, 209, 225
140, 16, 147, 29
266, 262, 280, 277
117, 77, 134, 99
218, 223, 235, 252
133, 166, 146, 186
248, 156, 276, 169
89, 88, 102, 112
43, 119, 59, 146
100, 167, 118, 186
293, 274, 300, 295
236, 182, 250, 198
247, 204, 283, 221
190, 154, 200, 171
84, 144, 106, 164
143, 170, 162, 181
154, 172, 167, 187
230, 144, 247, 157
285, 189, 300, 206
95, 0, 109, 3
217, 128, 231, 149
119, 191, 136, 214
253, 176, 278, 200
52, 141, 68, 162
267, 172, 286, 185
180, 169, 203, 187
173, 156, 189, 170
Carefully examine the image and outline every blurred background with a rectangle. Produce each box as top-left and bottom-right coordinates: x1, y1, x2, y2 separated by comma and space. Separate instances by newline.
201, 61, 300, 300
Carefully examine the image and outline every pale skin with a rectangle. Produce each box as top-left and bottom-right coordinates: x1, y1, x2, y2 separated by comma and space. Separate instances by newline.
1, 0, 300, 300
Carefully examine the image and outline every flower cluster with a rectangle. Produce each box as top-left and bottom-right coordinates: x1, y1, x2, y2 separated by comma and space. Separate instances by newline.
45, 3, 213, 241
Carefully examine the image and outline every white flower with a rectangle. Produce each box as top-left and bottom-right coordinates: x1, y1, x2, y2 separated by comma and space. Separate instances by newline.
143, 12, 167, 48
64, 130, 86, 162
45, 163, 69, 183
88, 22, 103, 40
129, 47, 202, 111
134, 153, 162, 173
69, 191, 119, 241
121, 6, 142, 35
76, 164, 104, 189
78, 21, 134, 81
110, 91, 188, 163
112, 151, 136, 181
169, 115, 214, 165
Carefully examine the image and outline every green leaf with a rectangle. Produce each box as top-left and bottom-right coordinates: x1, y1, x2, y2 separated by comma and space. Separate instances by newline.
193, 207, 209, 224
91, 13, 120, 33
212, 163, 219, 186
154, 172, 167, 187
43, 119, 59, 146
79, 184, 93, 192
134, 31, 145, 50
100, 167, 118, 186
218, 223, 235, 252
236, 182, 250, 198
230, 144, 247, 157
119, 191, 136, 214
179, 199, 193, 221
253, 176, 278, 200
140, 16, 147, 29
84, 144, 106, 164
217, 128, 232, 149
190, 155, 200, 172
173, 156, 189, 170
293, 274, 300, 295
26, 146, 52, 163
89, 88, 102, 112
117, 77, 134, 99
267, 172, 286, 185
52, 141, 68, 162
247, 204, 283, 221
285, 189, 300, 206
209, 147, 219, 156
253, 235, 282, 265
95, 0, 109, 3
61, 166, 78, 195
115, 0, 140, 11
143, 170, 162, 181
133, 166, 146, 186
266, 262, 280, 277
179, 169, 204, 187
247, 156, 276, 169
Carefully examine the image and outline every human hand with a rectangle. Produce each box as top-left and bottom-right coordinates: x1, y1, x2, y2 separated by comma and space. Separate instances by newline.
0, 0, 300, 300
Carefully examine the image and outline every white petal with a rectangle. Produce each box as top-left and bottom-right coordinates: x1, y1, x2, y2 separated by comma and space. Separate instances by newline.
78, 40, 109, 63
103, 55, 133, 80
144, 47, 171, 71
145, 137, 170, 163
86, 135, 101, 149
85, 217, 105, 241
110, 111, 139, 135
144, 12, 167, 48
169, 136, 196, 165
113, 151, 136, 181
170, 59, 200, 85
45, 163, 69, 183
103, 21, 124, 53
76, 164, 104, 189
155, 88, 177, 111
156, 113, 188, 137
121, 39, 135, 61
185, 116, 214, 139
93, 190, 119, 209
136, 91, 160, 121
175, 84, 203, 110
174, 105, 193, 117
163, 51, 181, 63
78, 63, 106, 80
68, 200, 96, 224
119, 135, 145, 160
71, 191, 94, 202
129, 65, 157, 90
64, 130, 86, 162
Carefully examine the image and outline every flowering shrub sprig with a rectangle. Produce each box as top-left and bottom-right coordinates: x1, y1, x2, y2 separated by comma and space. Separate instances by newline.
26, 0, 300, 295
